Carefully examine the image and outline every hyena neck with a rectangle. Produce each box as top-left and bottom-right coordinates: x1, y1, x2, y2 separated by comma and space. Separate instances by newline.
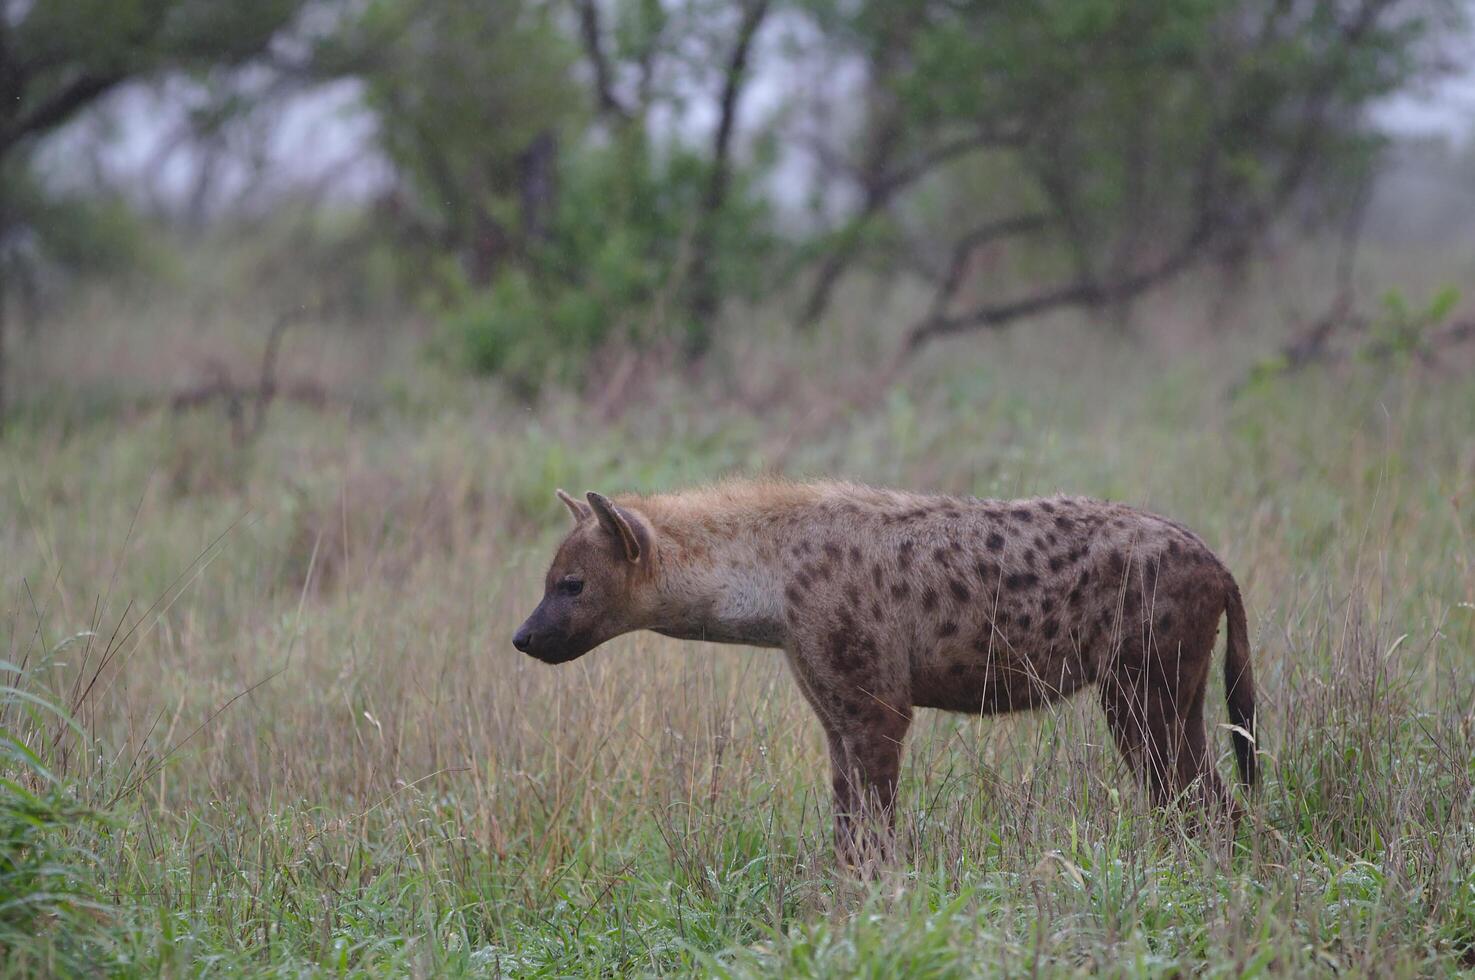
635, 489, 817, 649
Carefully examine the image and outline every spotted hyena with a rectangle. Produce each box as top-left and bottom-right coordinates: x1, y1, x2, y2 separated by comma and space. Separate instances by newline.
513, 480, 1256, 863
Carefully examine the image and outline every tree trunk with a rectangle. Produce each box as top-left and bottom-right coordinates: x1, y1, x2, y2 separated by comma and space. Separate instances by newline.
517, 129, 558, 250
684, 0, 771, 356
0, 260, 8, 432
0, 196, 8, 431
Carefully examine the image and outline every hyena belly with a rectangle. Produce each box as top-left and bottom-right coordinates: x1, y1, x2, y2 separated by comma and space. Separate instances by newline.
909, 633, 1096, 714
881, 496, 1223, 717
907, 565, 1099, 716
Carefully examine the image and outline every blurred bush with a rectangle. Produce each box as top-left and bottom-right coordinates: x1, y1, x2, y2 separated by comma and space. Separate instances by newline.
436, 136, 776, 393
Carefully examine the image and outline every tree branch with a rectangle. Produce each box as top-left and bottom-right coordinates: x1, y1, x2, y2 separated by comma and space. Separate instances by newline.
905, 219, 1214, 352
921, 213, 1050, 322
797, 127, 1010, 327
575, 0, 631, 122
685, 0, 771, 336
0, 70, 123, 155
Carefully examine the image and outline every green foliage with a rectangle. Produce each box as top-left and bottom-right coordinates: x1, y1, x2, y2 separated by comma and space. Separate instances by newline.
0, 659, 113, 969
801, 0, 1462, 333
0, 0, 307, 308
0, 161, 160, 283
439, 135, 776, 393
338, 0, 586, 259
1240, 283, 1463, 398
1366, 285, 1462, 362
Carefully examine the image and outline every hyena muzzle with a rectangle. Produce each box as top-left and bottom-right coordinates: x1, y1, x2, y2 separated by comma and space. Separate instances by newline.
514, 481, 1257, 865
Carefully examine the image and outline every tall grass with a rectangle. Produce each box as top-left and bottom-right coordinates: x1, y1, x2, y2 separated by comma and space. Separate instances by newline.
2, 246, 1474, 974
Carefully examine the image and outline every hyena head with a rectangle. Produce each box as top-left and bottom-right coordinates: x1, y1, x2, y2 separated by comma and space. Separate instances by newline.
513, 489, 652, 664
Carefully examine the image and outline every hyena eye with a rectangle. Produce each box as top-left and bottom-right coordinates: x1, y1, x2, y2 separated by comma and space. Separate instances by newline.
557, 577, 584, 597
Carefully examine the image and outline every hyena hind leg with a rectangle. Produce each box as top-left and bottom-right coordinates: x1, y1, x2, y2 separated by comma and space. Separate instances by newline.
1099, 649, 1228, 817
824, 707, 911, 871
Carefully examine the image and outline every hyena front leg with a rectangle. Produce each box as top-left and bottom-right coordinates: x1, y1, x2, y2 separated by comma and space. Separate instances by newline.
783, 643, 911, 869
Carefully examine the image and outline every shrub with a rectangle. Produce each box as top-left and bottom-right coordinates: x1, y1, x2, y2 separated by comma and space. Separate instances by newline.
439, 137, 777, 395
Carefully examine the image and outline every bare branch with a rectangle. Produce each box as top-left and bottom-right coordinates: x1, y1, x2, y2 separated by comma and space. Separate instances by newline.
922, 213, 1050, 323
905, 220, 1214, 352
0, 70, 123, 154
575, 0, 631, 122
798, 128, 1010, 327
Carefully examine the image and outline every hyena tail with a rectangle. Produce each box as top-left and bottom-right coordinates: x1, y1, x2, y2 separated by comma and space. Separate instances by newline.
1223, 580, 1257, 789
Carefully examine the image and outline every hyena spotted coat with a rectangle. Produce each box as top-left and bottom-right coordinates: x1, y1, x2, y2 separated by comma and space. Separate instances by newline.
514, 480, 1257, 861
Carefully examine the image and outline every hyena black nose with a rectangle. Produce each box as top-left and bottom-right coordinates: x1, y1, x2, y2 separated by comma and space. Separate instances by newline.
513, 626, 533, 653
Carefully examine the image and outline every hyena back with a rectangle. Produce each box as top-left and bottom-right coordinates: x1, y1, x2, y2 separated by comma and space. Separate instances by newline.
514, 480, 1256, 863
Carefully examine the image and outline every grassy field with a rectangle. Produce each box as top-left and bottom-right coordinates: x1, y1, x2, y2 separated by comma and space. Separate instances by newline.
3, 246, 1475, 976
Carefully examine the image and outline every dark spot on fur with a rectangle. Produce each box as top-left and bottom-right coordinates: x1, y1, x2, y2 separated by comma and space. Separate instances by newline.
870, 600, 884, 621
1011, 508, 1033, 522
795, 570, 812, 589
932, 546, 951, 566
785, 584, 804, 606
1041, 597, 1055, 615
1040, 501, 1056, 513
949, 578, 971, 602
975, 561, 998, 584
1004, 572, 1039, 590
1167, 540, 1181, 558
922, 587, 939, 611
1108, 550, 1125, 575
823, 542, 843, 560
826, 629, 857, 671
891, 582, 910, 599
845, 584, 861, 605
937, 620, 958, 638
986, 532, 1005, 551
996, 611, 1012, 626
1041, 618, 1059, 640
871, 564, 885, 590
1034, 535, 1047, 550
1048, 555, 1066, 573
949, 664, 966, 675
898, 541, 915, 569
1054, 515, 1075, 530
1157, 612, 1173, 630
1068, 585, 1083, 604
1022, 548, 1037, 568
1017, 613, 1032, 629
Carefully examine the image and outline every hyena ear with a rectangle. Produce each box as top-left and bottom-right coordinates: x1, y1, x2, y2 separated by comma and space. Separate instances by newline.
555, 488, 591, 525
586, 491, 642, 563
